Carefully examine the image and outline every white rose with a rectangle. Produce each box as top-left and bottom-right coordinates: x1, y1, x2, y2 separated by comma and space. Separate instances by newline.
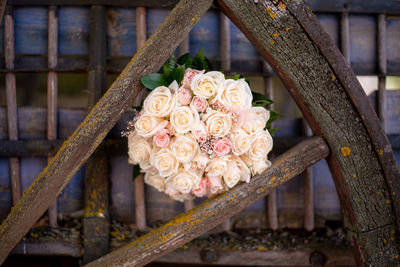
191, 71, 225, 99
152, 148, 179, 177
241, 154, 271, 175
170, 134, 199, 163
223, 159, 241, 188
246, 130, 273, 160
168, 170, 200, 194
170, 106, 200, 134
241, 107, 270, 135
165, 181, 193, 202
223, 156, 251, 188
217, 79, 252, 110
203, 110, 232, 138
193, 150, 209, 169
127, 132, 152, 164
144, 171, 165, 192
232, 129, 251, 155
135, 113, 168, 138
143, 86, 177, 117
206, 156, 229, 177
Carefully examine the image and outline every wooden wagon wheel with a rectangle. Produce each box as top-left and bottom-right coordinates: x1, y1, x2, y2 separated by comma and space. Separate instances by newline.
0, 0, 399, 266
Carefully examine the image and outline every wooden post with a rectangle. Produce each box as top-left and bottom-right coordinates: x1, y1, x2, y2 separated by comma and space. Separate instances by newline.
85, 137, 330, 267
134, 6, 147, 232
47, 5, 59, 229
263, 62, 278, 230
302, 121, 314, 231
0, 0, 213, 263
377, 14, 387, 131
82, 5, 109, 263
4, 6, 20, 206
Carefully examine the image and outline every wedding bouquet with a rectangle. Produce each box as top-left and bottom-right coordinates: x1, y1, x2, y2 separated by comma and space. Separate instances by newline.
125, 50, 276, 201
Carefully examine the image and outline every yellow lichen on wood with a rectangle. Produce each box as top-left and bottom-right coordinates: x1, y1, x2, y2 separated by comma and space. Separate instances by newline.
340, 147, 351, 157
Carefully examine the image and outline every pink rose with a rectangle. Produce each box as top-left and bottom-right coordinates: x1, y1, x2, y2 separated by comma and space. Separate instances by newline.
153, 128, 170, 148
192, 121, 207, 143
190, 96, 208, 113
206, 175, 224, 194
213, 138, 232, 156
182, 68, 205, 89
192, 176, 207, 197
177, 86, 192, 105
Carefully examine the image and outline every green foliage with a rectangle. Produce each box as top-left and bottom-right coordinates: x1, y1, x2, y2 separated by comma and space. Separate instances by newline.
141, 73, 170, 90
251, 92, 280, 135
132, 164, 141, 181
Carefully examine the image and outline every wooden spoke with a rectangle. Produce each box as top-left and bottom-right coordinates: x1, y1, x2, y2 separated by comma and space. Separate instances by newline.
0, 0, 213, 264
85, 137, 329, 267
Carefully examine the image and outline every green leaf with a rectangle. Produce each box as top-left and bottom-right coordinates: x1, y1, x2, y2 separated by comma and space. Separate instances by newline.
177, 53, 192, 67
269, 128, 278, 135
192, 48, 212, 72
252, 91, 274, 105
266, 110, 281, 128
169, 64, 186, 84
228, 74, 241, 80
141, 73, 169, 90
132, 164, 141, 181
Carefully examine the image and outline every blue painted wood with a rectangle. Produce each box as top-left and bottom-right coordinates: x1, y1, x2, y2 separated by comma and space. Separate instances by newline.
14, 7, 48, 55
388, 18, 400, 76
0, 159, 11, 220
317, 13, 339, 48
106, 7, 137, 57
58, 7, 90, 55
190, 9, 219, 59
386, 90, 400, 135
349, 15, 377, 75
146, 8, 169, 39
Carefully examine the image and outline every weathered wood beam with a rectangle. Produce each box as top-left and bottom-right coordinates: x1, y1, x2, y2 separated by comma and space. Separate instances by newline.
0, 0, 213, 264
215, 0, 400, 265
85, 136, 330, 267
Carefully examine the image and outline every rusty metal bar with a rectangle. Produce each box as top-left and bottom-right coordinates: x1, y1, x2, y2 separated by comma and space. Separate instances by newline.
378, 13, 387, 131
134, 5, 148, 232
85, 136, 330, 267
47, 5, 58, 228
263, 61, 278, 230
302, 121, 314, 231
83, 5, 110, 263
5, 6, 20, 206
340, 12, 350, 64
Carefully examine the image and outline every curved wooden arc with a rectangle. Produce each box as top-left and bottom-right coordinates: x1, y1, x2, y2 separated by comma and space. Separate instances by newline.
0, 0, 213, 264
215, 0, 400, 265
85, 137, 329, 267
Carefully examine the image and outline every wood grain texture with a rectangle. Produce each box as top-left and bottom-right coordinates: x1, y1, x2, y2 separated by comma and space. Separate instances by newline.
0, 0, 213, 264
85, 137, 330, 267
215, 0, 400, 265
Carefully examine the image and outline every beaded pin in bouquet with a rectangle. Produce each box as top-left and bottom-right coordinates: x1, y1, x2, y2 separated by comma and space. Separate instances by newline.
125, 49, 278, 201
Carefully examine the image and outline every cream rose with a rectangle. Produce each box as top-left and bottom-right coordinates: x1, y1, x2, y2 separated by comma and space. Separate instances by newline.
144, 171, 165, 192
127, 132, 152, 164
143, 86, 177, 117
206, 156, 229, 177
170, 134, 199, 163
241, 154, 271, 175
246, 130, 273, 160
223, 159, 241, 188
241, 107, 270, 135
152, 148, 179, 177
135, 113, 168, 138
217, 79, 252, 110
169, 170, 200, 194
191, 71, 225, 99
232, 130, 251, 155
170, 106, 200, 134
203, 110, 232, 138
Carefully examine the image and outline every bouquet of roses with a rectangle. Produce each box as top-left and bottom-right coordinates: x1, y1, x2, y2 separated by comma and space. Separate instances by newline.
125, 50, 277, 201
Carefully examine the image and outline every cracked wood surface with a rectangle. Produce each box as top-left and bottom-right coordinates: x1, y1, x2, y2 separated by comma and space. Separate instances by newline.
85, 136, 329, 267
215, 0, 400, 266
0, 0, 213, 264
